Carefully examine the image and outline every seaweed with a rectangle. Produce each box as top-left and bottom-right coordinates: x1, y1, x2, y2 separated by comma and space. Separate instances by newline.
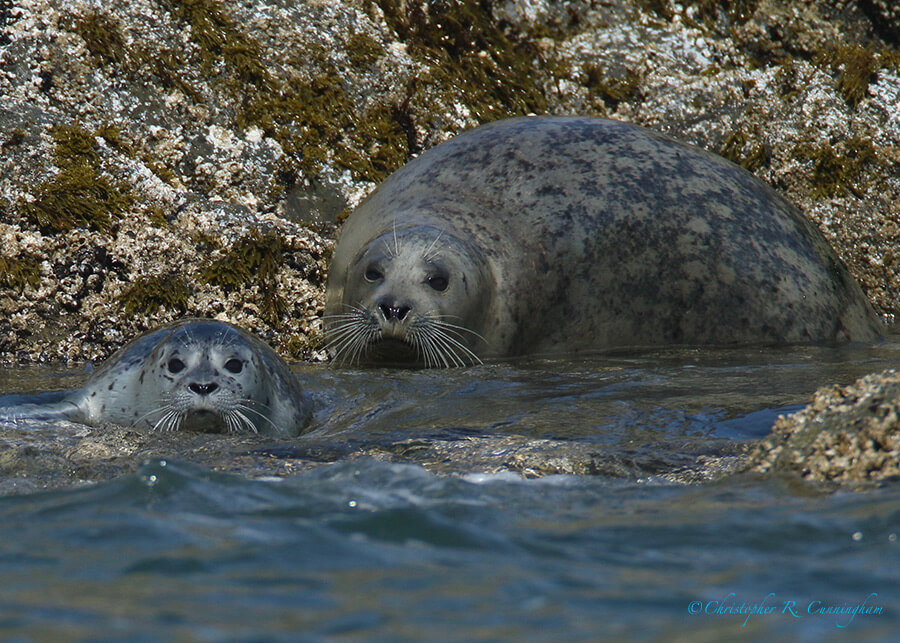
719, 129, 771, 171
817, 44, 878, 107
201, 229, 286, 325
20, 164, 131, 233
0, 254, 42, 292
18, 124, 133, 233
376, 0, 549, 121
66, 10, 127, 66
794, 137, 878, 198
584, 63, 642, 111
118, 274, 191, 315
682, 0, 759, 28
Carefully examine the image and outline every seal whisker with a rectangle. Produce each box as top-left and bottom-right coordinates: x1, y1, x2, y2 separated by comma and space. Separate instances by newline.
321, 313, 367, 323
134, 404, 172, 428
392, 217, 401, 258
328, 327, 370, 366
431, 330, 468, 367
430, 332, 461, 368
231, 408, 260, 434
430, 318, 488, 344
150, 409, 171, 432
415, 326, 455, 368
323, 320, 371, 344
422, 229, 445, 262
234, 402, 280, 434
410, 331, 438, 368
350, 328, 381, 365
222, 411, 236, 434
323, 317, 372, 335
154, 408, 182, 432
416, 332, 442, 368
438, 332, 483, 366
325, 325, 361, 344
423, 324, 481, 367
326, 322, 379, 366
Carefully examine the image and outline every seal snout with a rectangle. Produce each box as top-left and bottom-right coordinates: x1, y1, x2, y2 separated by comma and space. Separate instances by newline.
188, 382, 219, 396
377, 298, 411, 323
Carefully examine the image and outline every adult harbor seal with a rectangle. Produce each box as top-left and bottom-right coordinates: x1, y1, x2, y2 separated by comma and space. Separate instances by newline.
0, 320, 312, 436
324, 116, 883, 366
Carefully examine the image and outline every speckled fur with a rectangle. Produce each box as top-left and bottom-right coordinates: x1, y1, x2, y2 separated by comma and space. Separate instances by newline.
326, 117, 883, 361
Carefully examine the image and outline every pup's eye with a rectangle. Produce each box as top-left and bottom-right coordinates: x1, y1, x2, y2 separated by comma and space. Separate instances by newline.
224, 358, 243, 374
427, 275, 449, 291
167, 358, 185, 373
364, 267, 383, 282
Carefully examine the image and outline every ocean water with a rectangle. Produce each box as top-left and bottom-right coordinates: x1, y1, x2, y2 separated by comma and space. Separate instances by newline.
0, 343, 898, 640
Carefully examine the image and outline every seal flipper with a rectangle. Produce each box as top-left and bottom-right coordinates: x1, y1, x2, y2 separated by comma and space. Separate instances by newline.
0, 390, 85, 423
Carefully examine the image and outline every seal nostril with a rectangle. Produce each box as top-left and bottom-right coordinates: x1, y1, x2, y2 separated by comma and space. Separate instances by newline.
189, 382, 219, 396
378, 301, 411, 322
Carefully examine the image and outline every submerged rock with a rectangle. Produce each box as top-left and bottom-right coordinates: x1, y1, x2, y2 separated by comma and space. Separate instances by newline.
0, 418, 751, 495
746, 369, 900, 485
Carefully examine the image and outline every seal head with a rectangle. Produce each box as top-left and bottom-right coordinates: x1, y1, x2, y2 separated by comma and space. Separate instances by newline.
136, 322, 284, 433
68, 320, 312, 436
326, 226, 492, 367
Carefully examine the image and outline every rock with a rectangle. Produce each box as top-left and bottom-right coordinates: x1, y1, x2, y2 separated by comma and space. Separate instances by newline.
0, 0, 898, 363
0, 419, 750, 494
860, 0, 900, 42
746, 369, 900, 485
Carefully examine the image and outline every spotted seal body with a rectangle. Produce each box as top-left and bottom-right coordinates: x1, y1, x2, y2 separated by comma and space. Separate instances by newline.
1, 320, 312, 436
324, 116, 883, 366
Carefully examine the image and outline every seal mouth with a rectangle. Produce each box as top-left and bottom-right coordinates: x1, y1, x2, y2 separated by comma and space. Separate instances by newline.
363, 338, 422, 367
180, 409, 229, 433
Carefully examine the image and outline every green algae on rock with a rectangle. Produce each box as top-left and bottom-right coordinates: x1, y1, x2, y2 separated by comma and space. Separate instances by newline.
718, 128, 772, 172
793, 137, 880, 199
201, 229, 286, 325
118, 274, 191, 316
0, 254, 42, 292
18, 124, 133, 233
65, 10, 128, 66
376, 0, 552, 122
20, 164, 132, 234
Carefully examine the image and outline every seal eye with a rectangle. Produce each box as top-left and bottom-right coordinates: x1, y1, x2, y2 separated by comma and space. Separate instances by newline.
224, 358, 243, 374
364, 267, 383, 282
167, 358, 185, 374
427, 275, 449, 292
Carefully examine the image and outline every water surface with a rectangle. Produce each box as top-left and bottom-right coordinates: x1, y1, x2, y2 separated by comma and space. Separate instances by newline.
0, 343, 898, 639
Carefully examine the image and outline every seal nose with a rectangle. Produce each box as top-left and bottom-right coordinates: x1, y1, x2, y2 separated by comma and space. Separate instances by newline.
377, 300, 411, 322
189, 382, 219, 396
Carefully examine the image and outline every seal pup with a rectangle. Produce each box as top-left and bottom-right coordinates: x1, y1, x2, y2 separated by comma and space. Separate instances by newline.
324, 116, 883, 366
0, 320, 312, 436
